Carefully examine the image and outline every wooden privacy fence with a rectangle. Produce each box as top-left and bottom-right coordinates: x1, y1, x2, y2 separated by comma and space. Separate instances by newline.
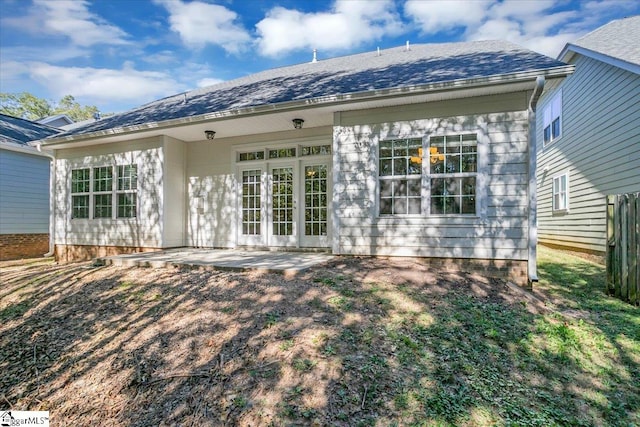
606, 193, 640, 305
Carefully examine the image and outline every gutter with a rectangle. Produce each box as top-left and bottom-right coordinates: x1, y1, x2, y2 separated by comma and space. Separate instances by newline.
527, 76, 545, 285
39, 65, 574, 148
0, 140, 54, 157
33, 142, 56, 258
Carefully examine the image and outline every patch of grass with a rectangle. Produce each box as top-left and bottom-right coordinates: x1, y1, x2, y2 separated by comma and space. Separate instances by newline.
118, 281, 136, 290
264, 311, 280, 328
313, 277, 335, 286
292, 358, 317, 372
0, 300, 31, 321
327, 295, 352, 311
279, 339, 294, 351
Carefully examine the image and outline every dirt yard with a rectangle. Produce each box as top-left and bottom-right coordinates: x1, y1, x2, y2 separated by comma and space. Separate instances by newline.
1, 253, 636, 426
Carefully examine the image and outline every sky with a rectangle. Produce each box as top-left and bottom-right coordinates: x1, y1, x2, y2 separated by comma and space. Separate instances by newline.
1, 0, 639, 115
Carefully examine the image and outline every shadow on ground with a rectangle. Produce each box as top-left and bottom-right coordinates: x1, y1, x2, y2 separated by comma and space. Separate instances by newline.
0, 250, 638, 426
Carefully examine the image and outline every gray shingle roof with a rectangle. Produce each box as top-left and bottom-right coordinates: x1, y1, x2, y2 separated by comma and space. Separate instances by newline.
0, 114, 60, 145
572, 15, 640, 66
58, 40, 567, 138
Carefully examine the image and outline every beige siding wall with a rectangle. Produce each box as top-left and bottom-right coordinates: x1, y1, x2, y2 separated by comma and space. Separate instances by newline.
162, 136, 187, 247
54, 137, 165, 248
333, 93, 531, 261
186, 136, 236, 248
185, 127, 333, 248
537, 55, 640, 253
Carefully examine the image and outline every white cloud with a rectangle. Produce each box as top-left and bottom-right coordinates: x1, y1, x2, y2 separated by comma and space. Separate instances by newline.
404, 0, 490, 33
27, 63, 183, 103
3, 0, 130, 47
404, 0, 605, 57
460, 1, 585, 56
155, 0, 251, 53
255, 0, 404, 57
197, 78, 224, 88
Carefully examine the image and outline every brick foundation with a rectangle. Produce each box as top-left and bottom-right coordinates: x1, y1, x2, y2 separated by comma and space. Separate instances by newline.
52, 244, 530, 287
0, 234, 50, 261
410, 257, 529, 287
54, 244, 162, 263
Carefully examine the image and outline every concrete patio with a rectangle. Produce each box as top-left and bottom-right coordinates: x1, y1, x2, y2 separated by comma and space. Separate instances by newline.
95, 248, 333, 275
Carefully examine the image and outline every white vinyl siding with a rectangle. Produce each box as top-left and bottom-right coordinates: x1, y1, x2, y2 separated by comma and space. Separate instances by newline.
333, 93, 530, 261
537, 54, 640, 253
54, 137, 167, 248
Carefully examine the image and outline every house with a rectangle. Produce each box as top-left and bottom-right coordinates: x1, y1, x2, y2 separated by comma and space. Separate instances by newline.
536, 16, 640, 255
37, 41, 574, 285
37, 114, 74, 128
0, 114, 58, 260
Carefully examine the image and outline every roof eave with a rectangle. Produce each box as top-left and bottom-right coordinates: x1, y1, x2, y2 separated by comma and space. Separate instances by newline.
0, 140, 54, 158
40, 65, 574, 147
560, 43, 640, 75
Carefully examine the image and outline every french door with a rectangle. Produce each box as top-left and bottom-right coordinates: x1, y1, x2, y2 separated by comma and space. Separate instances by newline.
268, 164, 297, 247
237, 160, 330, 248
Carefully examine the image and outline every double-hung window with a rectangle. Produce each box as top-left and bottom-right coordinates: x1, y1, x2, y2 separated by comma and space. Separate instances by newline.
379, 138, 422, 215
543, 92, 562, 145
429, 134, 477, 215
93, 166, 113, 218
552, 172, 569, 212
117, 165, 137, 218
71, 169, 90, 219
70, 164, 138, 219
377, 134, 478, 216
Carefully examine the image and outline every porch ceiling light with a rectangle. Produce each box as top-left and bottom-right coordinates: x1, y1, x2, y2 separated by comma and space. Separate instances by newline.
292, 118, 304, 129
204, 130, 216, 140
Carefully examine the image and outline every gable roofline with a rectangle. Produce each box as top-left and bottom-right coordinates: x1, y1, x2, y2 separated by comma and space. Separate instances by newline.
37, 114, 74, 126
0, 113, 61, 145
559, 43, 640, 75
39, 65, 573, 147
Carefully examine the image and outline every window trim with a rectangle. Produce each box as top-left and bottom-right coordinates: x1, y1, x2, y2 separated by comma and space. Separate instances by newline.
543, 91, 562, 146
427, 133, 478, 216
378, 137, 423, 216
552, 171, 570, 213
376, 132, 479, 217
70, 164, 138, 220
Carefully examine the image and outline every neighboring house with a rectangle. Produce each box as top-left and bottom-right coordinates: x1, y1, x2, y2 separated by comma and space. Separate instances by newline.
0, 114, 58, 260
38, 41, 573, 285
37, 114, 74, 128
537, 16, 640, 255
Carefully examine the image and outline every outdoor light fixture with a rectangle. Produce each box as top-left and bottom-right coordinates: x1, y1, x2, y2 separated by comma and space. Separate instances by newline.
292, 118, 304, 129
204, 130, 216, 140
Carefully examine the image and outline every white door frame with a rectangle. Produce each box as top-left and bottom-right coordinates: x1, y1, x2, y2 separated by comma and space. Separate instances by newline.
234, 143, 332, 249
299, 159, 331, 248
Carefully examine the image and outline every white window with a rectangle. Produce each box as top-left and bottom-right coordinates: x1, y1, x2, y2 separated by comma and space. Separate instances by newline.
552, 172, 569, 212
378, 138, 422, 215
429, 134, 477, 215
543, 91, 562, 145
377, 133, 478, 216
70, 164, 138, 219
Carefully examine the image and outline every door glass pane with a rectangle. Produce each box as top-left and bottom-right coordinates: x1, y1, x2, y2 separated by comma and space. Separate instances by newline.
272, 167, 294, 236
242, 170, 261, 235
304, 165, 328, 236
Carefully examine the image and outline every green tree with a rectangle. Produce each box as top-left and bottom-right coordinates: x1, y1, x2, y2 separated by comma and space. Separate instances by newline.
0, 92, 99, 122
53, 95, 99, 122
0, 92, 52, 120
